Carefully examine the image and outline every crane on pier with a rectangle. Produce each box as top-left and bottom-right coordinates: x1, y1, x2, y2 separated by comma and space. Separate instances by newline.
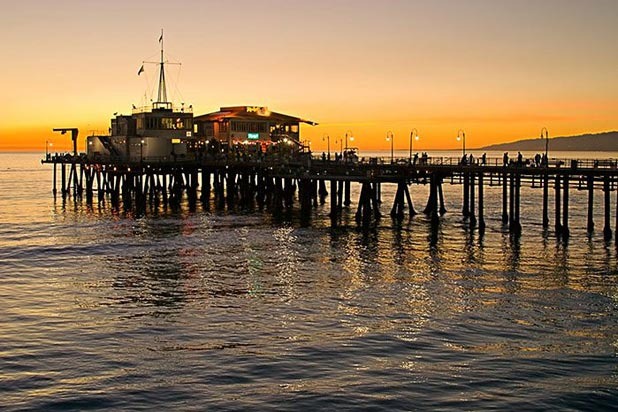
52, 128, 79, 156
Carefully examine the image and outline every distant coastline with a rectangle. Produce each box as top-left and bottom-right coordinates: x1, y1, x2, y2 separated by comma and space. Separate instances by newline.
478, 131, 618, 152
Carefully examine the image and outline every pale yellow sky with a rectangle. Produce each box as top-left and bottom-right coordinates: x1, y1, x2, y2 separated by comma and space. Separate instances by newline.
1, 0, 617, 151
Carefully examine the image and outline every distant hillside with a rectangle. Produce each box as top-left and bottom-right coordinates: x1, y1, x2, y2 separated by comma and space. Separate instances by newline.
479, 131, 618, 152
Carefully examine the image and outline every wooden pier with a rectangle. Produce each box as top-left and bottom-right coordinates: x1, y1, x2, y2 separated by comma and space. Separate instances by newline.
42, 153, 618, 241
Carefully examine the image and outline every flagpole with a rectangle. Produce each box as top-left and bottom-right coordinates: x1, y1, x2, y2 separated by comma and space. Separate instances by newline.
159, 29, 164, 63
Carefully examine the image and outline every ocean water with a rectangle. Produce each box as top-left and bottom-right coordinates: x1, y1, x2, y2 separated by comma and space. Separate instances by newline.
1, 152, 617, 411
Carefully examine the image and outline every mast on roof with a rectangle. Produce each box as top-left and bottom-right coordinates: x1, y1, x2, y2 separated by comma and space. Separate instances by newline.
156, 29, 168, 106
139, 30, 182, 111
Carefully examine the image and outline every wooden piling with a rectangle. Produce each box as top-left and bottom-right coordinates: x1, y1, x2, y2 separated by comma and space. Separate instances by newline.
513, 172, 521, 235
299, 178, 312, 216
462, 173, 469, 218
337, 180, 344, 212
555, 173, 562, 236
562, 173, 570, 237
70, 163, 77, 196
85, 168, 94, 204
162, 174, 168, 204
438, 179, 447, 215
318, 179, 328, 204
429, 174, 439, 224
355, 182, 371, 225
371, 183, 381, 219
78, 164, 84, 196
542, 172, 549, 228
344, 181, 351, 206
201, 169, 210, 201
274, 177, 283, 212
469, 173, 476, 226
423, 175, 437, 218
404, 184, 416, 216
615, 179, 618, 244
509, 173, 515, 231
311, 179, 318, 207
587, 175, 594, 233
330, 179, 338, 227
52, 162, 57, 195
95, 170, 103, 201
391, 182, 405, 220
61, 164, 67, 197
502, 170, 508, 224
227, 172, 236, 206
478, 173, 485, 231
603, 176, 612, 240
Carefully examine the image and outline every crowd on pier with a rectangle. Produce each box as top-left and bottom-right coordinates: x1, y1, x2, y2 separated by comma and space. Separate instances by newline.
458, 151, 551, 167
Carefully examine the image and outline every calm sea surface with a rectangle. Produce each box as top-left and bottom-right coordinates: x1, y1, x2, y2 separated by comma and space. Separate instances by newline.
1, 151, 617, 411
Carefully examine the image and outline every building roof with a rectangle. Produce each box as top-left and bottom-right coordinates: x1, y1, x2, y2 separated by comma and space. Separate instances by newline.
194, 106, 318, 126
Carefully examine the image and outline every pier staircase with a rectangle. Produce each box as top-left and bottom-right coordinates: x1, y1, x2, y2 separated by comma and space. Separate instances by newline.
98, 136, 122, 158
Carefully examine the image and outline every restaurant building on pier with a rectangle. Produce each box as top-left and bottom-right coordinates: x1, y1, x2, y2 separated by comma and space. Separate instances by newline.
193, 106, 317, 152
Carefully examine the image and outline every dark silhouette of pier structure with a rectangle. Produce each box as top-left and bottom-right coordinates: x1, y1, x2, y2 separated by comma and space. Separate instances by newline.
42, 152, 618, 241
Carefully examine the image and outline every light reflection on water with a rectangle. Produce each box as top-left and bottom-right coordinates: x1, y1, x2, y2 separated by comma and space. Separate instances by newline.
0, 153, 617, 410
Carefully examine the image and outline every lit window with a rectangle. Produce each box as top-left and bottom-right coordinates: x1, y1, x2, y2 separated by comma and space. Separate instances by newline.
162, 118, 174, 129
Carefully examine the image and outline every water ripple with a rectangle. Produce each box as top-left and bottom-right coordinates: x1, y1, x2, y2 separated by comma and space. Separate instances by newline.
1, 154, 617, 410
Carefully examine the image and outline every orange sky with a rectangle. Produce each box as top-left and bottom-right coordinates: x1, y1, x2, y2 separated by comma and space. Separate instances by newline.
2, 0, 617, 152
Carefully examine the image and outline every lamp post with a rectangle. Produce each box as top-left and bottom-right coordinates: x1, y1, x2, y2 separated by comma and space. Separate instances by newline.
46, 140, 53, 158
456, 129, 466, 158
140, 139, 145, 163
345, 130, 353, 150
409, 128, 419, 163
386, 130, 394, 164
540, 127, 549, 165
323, 134, 330, 160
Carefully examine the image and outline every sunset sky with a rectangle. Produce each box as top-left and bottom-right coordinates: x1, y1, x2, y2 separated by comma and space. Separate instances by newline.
2, 0, 617, 152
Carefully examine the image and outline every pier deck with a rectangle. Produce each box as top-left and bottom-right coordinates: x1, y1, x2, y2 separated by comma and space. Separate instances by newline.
42, 153, 618, 241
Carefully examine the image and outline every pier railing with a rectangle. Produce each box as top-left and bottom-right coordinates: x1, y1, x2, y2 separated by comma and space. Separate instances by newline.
43, 152, 618, 171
